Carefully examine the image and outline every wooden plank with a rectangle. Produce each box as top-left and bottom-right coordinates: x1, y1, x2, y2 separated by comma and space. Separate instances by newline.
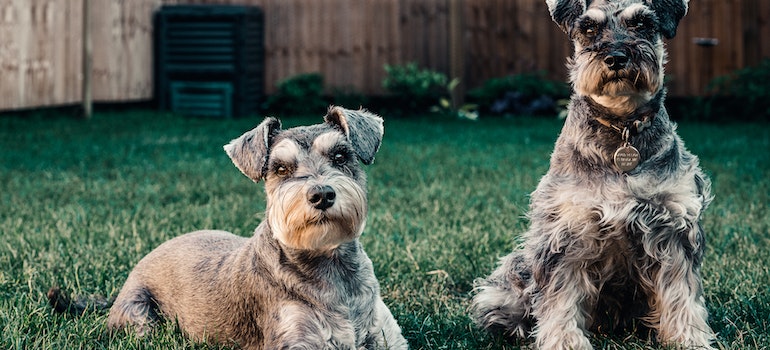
465, 0, 492, 86
759, 0, 770, 61
667, 0, 692, 96
689, 0, 713, 96
433, 0, 449, 72
83, 0, 91, 118
89, 0, 154, 102
397, 0, 412, 64
448, 0, 464, 105
742, 0, 760, 67
714, 0, 741, 77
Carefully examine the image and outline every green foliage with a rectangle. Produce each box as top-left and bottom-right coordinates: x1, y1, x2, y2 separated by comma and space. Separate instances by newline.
264, 73, 327, 116
706, 58, 770, 120
431, 78, 479, 120
469, 72, 570, 117
1, 111, 769, 349
382, 63, 449, 114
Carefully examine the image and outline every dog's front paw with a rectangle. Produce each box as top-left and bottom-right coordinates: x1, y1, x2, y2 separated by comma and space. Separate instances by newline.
660, 334, 717, 350
535, 329, 593, 350
471, 284, 532, 339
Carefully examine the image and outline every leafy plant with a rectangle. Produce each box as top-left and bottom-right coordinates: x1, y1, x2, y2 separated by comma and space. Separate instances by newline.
706, 58, 770, 121
264, 73, 327, 116
382, 63, 449, 115
469, 72, 570, 117
431, 78, 479, 120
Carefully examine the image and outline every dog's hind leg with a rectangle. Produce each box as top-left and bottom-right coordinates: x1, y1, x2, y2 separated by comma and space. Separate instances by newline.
106, 283, 161, 336
471, 252, 534, 339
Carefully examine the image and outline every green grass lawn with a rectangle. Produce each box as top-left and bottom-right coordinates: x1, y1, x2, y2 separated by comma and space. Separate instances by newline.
1, 110, 768, 349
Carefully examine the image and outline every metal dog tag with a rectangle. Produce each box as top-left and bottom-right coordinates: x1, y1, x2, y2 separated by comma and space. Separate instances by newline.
614, 144, 640, 172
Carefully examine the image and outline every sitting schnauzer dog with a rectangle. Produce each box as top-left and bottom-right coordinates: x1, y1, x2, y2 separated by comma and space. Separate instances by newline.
50, 107, 408, 349
472, 1, 715, 349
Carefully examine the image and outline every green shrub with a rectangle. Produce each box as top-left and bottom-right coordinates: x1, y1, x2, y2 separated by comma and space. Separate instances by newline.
469, 72, 570, 117
706, 58, 770, 121
382, 63, 449, 115
431, 78, 479, 120
264, 73, 327, 116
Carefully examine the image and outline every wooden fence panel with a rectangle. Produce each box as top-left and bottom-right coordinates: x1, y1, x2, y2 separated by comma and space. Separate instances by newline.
0, 0, 766, 110
667, 0, 743, 96
0, 0, 81, 109
398, 0, 449, 74
464, 0, 570, 87
90, 0, 156, 101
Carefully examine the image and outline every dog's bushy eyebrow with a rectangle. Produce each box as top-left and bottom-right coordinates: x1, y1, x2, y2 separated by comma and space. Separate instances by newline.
269, 139, 300, 165
619, 3, 654, 21
583, 8, 606, 23
311, 131, 348, 155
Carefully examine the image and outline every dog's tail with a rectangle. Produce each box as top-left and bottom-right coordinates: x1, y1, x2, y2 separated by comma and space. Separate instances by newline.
47, 286, 114, 316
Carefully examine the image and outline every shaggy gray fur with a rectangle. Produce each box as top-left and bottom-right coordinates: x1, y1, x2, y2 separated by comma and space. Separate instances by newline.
105, 106, 407, 349
472, 1, 715, 349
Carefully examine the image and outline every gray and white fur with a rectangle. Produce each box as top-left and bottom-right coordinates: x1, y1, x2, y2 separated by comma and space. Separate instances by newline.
102, 107, 407, 349
472, 1, 716, 349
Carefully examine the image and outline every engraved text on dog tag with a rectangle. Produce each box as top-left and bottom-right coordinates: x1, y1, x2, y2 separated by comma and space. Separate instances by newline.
614, 144, 640, 172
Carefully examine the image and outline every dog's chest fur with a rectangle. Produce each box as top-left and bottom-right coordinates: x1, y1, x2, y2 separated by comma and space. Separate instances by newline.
228, 225, 382, 347
524, 102, 709, 317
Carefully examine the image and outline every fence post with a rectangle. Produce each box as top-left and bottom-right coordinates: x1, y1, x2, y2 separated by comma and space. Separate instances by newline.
82, 0, 92, 119
448, 0, 465, 109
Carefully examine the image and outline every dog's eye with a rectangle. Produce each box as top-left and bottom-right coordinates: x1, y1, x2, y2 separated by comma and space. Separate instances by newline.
274, 163, 293, 177
332, 152, 347, 166
628, 16, 651, 30
581, 20, 599, 36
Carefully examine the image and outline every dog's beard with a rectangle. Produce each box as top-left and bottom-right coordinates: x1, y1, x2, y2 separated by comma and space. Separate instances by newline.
570, 42, 665, 116
267, 176, 367, 251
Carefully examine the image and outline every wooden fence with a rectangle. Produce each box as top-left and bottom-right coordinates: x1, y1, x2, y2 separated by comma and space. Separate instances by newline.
1, 0, 768, 111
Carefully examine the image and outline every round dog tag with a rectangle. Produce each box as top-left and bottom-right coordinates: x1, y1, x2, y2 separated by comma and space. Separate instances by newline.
614, 145, 640, 172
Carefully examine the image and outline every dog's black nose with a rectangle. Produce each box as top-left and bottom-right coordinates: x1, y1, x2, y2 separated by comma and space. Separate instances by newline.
308, 185, 336, 210
604, 51, 629, 71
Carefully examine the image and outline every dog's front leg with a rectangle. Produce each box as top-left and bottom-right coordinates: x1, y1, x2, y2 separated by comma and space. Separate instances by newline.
270, 303, 358, 350
633, 199, 715, 349
370, 299, 408, 349
531, 259, 596, 350
647, 229, 715, 349
652, 275, 714, 349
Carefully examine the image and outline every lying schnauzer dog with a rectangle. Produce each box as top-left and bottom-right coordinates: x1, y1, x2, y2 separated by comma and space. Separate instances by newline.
49, 107, 408, 349
472, 0, 715, 349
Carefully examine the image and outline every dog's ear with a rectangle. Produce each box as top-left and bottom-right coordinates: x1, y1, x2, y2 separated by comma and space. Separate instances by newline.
324, 106, 384, 165
647, 0, 688, 39
546, 0, 587, 34
224, 117, 282, 182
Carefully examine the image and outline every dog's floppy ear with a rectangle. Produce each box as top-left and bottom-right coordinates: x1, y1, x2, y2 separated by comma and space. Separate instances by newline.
324, 106, 383, 165
647, 0, 688, 39
546, 0, 587, 34
224, 117, 282, 182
